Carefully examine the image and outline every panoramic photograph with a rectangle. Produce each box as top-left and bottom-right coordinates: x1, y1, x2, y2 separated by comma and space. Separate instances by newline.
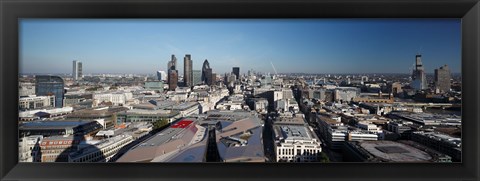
18, 19, 461, 163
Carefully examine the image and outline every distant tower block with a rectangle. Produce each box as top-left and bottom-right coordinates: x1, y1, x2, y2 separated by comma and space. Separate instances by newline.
72, 60, 83, 81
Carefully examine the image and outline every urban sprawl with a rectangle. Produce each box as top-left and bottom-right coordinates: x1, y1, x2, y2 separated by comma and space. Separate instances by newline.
19, 54, 461, 163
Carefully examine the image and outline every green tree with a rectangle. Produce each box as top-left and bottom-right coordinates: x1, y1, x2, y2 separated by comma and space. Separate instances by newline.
152, 118, 169, 130
318, 152, 330, 163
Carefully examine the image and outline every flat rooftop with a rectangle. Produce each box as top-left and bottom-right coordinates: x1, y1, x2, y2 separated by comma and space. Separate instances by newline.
358, 141, 432, 162
20, 120, 94, 130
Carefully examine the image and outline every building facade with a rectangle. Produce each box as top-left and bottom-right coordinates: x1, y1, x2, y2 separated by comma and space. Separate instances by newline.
184, 54, 193, 87
232, 67, 240, 80
35, 75, 65, 108
72, 60, 83, 81
411, 54, 427, 91
19, 95, 55, 110
434, 65, 451, 93
192, 70, 202, 86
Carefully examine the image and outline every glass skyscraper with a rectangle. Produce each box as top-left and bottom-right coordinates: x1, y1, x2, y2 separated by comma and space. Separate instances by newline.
35, 75, 65, 108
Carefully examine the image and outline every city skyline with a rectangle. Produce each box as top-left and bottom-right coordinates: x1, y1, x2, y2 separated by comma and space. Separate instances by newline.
20, 19, 461, 75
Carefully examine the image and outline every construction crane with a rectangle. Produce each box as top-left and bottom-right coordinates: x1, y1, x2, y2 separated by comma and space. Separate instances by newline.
270, 61, 278, 75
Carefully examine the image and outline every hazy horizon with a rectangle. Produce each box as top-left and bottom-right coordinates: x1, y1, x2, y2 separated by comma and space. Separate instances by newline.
20, 19, 462, 75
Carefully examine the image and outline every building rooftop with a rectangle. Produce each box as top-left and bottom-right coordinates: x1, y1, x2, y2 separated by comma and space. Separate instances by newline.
20, 120, 95, 130
357, 141, 433, 162
216, 116, 265, 162
116, 119, 207, 162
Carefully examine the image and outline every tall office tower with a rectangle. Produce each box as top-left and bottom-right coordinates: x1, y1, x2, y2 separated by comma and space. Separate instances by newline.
72, 60, 82, 81
201, 59, 211, 82
167, 55, 178, 90
167, 54, 177, 70
168, 70, 178, 91
157, 70, 167, 81
411, 54, 427, 91
434, 65, 451, 93
35, 75, 64, 108
204, 68, 213, 86
211, 73, 217, 86
192, 70, 202, 86
184, 54, 193, 87
232, 67, 240, 80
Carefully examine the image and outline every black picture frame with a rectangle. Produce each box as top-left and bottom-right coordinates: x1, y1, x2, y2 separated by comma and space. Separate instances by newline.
1, 0, 479, 181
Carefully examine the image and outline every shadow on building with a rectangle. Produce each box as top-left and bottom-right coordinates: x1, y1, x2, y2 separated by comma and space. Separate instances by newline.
52, 131, 106, 162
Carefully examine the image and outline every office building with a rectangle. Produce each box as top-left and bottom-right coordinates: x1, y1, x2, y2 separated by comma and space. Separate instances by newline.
201, 59, 210, 82
273, 114, 322, 162
93, 92, 133, 106
168, 70, 178, 90
184, 54, 193, 87
69, 135, 134, 162
144, 81, 164, 92
72, 60, 83, 81
411, 131, 461, 162
39, 135, 79, 162
334, 87, 360, 102
19, 95, 55, 110
35, 75, 65, 108
434, 65, 451, 93
192, 70, 202, 85
211, 73, 217, 86
19, 120, 104, 137
167, 54, 177, 70
204, 68, 213, 86
167, 55, 178, 90
19, 135, 43, 162
19, 82, 35, 97
232, 67, 240, 80
411, 54, 427, 91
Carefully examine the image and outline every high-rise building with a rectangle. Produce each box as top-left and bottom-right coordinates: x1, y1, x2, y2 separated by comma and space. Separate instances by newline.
192, 70, 202, 86
184, 54, 193, 87
201, 59, 211, 82
168, 70, 178, 91
204, 68, 213, 86
232, 67, 240, 80
212, 73, 217, 86
72, 60, 82, 81
167, 55, 178, 91
35, 75, 64, 108
434, 65, 451, 93
411, 54, 427, 91
167, 55, 177, 70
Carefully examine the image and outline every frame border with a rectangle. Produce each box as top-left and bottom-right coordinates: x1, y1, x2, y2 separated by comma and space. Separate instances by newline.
1, 0, 479, 181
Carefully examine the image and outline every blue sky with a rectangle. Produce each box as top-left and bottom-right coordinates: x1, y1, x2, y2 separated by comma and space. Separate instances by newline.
20, 19, 461, 75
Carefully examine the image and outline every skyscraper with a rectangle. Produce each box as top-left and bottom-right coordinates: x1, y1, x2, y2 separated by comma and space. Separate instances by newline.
232, 67, 240, 80
434, 65, 451, 93
167, 55, 177, 70
168, 70, 178, 91
204, 68, 213, 86
411, 54, 427, 91
35, 75, 64, 108
192, 70, 202, 86
201, 59, 211, 83
167, 55, 178, 91
184, 54, 193, 87
72, 60, 82, 81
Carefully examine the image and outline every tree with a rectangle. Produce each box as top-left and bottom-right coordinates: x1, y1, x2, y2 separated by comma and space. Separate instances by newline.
318, 152, 330, 163
152, 118, 169, 130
